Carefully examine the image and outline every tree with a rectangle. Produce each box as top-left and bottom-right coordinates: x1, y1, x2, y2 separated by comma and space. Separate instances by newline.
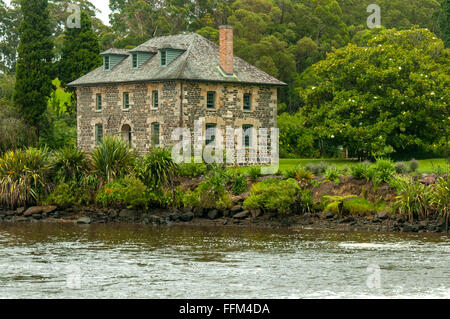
0, 0, 21, 74
13, 0, 54, 143
59, 11, 102, 88
300, 28, 450, 159
440, 0, 450, 47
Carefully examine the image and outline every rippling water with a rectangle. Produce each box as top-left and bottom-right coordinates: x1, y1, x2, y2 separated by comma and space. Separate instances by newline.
0, 222, 449, 299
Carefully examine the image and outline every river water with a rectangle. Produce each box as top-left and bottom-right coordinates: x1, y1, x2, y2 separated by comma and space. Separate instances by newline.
0, 222, 449, 299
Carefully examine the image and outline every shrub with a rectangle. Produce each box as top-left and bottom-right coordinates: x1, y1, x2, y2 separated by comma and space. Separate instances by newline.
135, 148, 178, 189
344, 197, 376, 215
295, 167, 314, 184
45, 182, 93, 208
247, 166, 262, 181
283, 167, 297, 179
90, 136, 135, 183
243, 178, 301, 214
178, 162, 207, 177
394, 162, 408, 174
409, 159, 419, 172
324, 165, 341, 183
0, 147, 50, 208
322, 195, 357, 217
373, 158, 395, 183
95, 175, 155, 208
430, 177, 449, 221
230, 172, 248, 195
392, 177, 431, 222
51, 146, 89, 183
305, 162, 328, 175
350, 162, 370, 179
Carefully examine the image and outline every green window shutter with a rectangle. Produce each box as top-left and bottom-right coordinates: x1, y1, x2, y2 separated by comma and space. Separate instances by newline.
161, 50, 167, 66
151, 122, 160, 146
153, 91, 159, 108
95, 124, 103, 144
104, 56, 110, 70
123, 92, 130, 109
243, 93, 252, 110
242, 124, 253, 147
206, 91, 216, 109
96, 94, 102, 110
132, 53, 138, 68
205, 123, 217, 146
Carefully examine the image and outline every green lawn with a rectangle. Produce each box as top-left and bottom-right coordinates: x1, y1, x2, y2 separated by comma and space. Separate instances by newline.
234, 158, 449, 174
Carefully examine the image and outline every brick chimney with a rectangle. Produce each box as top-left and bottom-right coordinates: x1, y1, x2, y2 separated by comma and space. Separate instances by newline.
219, 25, 234, 75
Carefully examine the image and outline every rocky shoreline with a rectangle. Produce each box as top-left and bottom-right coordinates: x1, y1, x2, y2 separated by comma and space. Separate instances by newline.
0, 204, 448, 234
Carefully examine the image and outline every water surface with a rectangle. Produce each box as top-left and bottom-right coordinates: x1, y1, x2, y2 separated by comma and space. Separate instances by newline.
0, 222, 449, 298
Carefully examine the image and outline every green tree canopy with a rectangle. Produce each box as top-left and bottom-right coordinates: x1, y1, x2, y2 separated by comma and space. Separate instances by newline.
300, 28, 450, 159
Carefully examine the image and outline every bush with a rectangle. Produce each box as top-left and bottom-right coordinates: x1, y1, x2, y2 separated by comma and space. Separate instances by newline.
392, 177, 431, 222
135, 148, 178, 189
230, 172, 248, 195
95, 175, 156, 208
430, 177, 449, 221
51, 146, 89, 183
350, 162, 370, 179
178, 162, 207, 177
91, 136, 135, 183
295, 167, 314, 184
247, 166, 262, 181
283, 167, 297, 179
45, 182, 93, 207
324, 165, 341, 183
409, 159, 419, 172
372, 158, 395, 183
305, 162, 328, 175
0, 147, 50, 208
394, 162, 408, 174
243, 178, 301, 214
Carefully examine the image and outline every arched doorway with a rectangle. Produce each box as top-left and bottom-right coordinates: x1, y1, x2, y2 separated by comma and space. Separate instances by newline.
121, 124, 132, 146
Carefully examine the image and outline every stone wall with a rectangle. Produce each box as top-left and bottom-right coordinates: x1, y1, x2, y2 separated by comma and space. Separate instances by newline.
77, 81, 277, 162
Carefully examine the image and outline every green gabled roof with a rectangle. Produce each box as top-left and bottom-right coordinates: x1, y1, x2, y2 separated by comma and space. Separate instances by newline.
68, 33, 286, 87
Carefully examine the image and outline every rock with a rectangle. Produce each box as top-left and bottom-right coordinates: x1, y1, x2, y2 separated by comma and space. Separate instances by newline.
24, 206, 57, 217
207, 209, 220, 220
16, 207, 25, 215
222, 210, 231, 218
419, 174, 437, 186
343, 216, 355, 223
231, 205, 242, 213
13, 216, 28, 222
233, 210, 250, 219
180, 212, 194, 222
148, 215, 162, 224
324, 211, 334, 219
419, 220, 428, 228
32, 214, 41, 220
6, 211, 15, 216
222, 220, 228, 225
402, 223, 419, 233
119, 209, 138, 219
376, 211, 389, 220
250, 209, 263, 218
193, 207, 205, 218
76, 217, 91, 224
168, 212, 181, 221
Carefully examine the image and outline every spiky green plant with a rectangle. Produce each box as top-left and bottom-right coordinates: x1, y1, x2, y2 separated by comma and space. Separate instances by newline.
392, 177, 431, 222
135, 148, 178, 189
0, 147, 50, 208
51, 146, 89, 183
90, 136, 135, 184
430, 177, 450, 227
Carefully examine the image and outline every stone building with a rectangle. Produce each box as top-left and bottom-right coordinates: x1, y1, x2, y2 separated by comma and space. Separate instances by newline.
69, 26, 285, 161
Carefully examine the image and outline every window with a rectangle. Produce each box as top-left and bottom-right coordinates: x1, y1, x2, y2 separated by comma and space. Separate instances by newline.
243, 93, 252, 110
242, 124, 253, 147
161, 50, 167, 66
96, 94, 102, 110
151, 122, 160, 146
123, 92, 130, 109
104, 56, 110, 70
152, 91, 159, 108
121, 124, 132, 146
132, 53, 138, 68
206, 91, 216, 109
95, 124, 103, 144
205, 123, 217, 146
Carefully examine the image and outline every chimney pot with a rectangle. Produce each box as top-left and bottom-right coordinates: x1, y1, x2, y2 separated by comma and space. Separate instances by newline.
219, 25, 234, 75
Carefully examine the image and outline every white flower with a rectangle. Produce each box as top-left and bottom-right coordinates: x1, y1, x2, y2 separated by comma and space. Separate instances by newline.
374, 96, 378, 99
430, 92, 435, 95
312, 86, 316, 90
330, 135, 335, 139
398, 67, 402, 70
401, 101, 405, 105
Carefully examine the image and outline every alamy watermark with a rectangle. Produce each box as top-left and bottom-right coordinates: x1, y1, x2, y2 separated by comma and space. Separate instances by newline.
66, 4, 81, 29
367, 4, 381, 29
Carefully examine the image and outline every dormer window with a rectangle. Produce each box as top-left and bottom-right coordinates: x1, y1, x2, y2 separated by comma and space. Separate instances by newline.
104, 56, 110, 71
161, 50, 167, 66
132, 53, 138, 69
